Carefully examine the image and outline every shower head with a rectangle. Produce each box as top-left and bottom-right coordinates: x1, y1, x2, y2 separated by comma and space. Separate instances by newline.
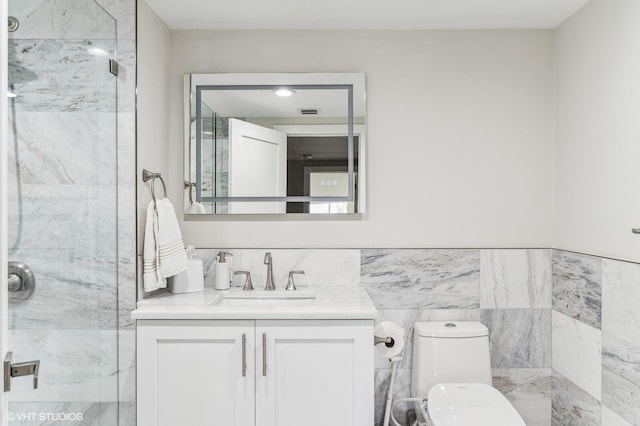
8, 16, 19, 32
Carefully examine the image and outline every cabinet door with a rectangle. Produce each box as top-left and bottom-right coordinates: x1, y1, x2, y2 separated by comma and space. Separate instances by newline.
256, 320, 373, 426
137, 320, 255, 426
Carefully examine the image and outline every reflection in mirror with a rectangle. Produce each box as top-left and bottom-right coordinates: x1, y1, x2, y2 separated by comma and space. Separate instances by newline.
184, 73, 365, 216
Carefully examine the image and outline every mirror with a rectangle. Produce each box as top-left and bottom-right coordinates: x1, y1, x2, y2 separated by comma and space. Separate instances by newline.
184, 73, 366, 216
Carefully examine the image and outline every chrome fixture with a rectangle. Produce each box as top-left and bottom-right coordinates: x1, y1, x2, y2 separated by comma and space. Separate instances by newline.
4, 352, 39, 391
142, 169, 167, 205
374, 336, 395, 347
285, 270, 305, 291
235, 271, 254, 291
262, 333, 267, 376
7, 16, 19, 32
264, 252, 275, 291
184, 181, 197, 205
109, 59, 119, 77
8, 261, 35, 301
241, 333, 247, 377
632, 229, 640, 234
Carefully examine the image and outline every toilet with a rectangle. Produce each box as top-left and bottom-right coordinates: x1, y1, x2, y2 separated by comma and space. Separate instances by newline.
411, 321, 525, 426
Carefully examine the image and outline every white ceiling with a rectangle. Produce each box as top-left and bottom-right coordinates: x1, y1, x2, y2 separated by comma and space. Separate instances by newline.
147, 0, 591, 30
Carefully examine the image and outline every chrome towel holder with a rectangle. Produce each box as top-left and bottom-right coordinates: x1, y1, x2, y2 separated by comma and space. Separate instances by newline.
184, 180, 197, 205
142, 169, 167, 204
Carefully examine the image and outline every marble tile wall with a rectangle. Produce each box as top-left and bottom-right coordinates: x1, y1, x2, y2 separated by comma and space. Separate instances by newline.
197, 248, 553, 425
6, 0, 137, 425
551, 250, 640, 426
360, 249, 553, 426
186, 247, 640, 425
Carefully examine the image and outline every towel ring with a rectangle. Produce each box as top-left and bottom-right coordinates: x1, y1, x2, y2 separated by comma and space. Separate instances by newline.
184, 181, 197, 205
142, 169, 167, 204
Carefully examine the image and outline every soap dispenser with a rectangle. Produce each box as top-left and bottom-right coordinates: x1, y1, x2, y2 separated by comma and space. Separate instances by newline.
214, 251, 232, 290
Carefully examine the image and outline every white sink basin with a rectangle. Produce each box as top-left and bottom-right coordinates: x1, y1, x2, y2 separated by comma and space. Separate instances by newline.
222, 290, 316, 300
214, 290, 316, 307
216, 298, 315, 307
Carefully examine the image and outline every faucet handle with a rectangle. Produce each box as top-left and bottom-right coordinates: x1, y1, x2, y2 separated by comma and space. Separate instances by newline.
264, 252, 271, 264
285, 270, 305, 291
235, 271, 254, 291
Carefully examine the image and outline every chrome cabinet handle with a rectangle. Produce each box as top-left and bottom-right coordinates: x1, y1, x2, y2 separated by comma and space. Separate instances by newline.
262, 333, 267, 377
632, 229, 640, 234
241, 333, 247, 377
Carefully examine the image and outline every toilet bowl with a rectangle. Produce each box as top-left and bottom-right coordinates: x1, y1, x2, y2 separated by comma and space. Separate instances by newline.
411, 322, 525, 426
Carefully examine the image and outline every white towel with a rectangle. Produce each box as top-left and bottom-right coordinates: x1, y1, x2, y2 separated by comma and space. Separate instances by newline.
143, 198, 189, 292
188, 202, 206, 214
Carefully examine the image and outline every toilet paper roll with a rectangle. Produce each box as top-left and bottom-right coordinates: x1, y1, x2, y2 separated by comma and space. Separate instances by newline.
374, 321, 405, 358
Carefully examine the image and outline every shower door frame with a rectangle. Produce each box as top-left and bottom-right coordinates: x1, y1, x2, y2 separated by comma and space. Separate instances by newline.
1, 0, 10, 421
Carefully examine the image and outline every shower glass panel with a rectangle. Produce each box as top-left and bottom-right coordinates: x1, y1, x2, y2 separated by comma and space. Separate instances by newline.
7, 0, 118, 424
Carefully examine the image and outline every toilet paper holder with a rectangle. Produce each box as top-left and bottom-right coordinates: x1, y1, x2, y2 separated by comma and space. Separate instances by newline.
374, 336, 395, 348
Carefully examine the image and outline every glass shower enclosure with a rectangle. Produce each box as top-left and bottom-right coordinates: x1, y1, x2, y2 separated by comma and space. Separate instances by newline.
7, 0, 119, 423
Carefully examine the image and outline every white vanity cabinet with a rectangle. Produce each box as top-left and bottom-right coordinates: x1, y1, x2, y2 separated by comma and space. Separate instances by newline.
256, 320, 373, 426
137, 319, 374, 426
137, 320, 256, 426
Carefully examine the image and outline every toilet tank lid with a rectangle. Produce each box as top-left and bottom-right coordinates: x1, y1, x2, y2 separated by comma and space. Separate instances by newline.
414, 321, 488, 338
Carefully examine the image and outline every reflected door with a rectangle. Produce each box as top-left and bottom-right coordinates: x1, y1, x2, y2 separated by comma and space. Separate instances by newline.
228, 118, 287, 214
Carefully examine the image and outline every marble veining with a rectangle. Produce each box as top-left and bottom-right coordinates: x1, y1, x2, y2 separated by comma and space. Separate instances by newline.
551, 371, 600, 426
8, 0, 116, 40
552, 250, 602, 329
8, 111, 117, 185
118, 330, 136, 402
8, 249, 117, 330
361, 249, 480, 309
480, 249, 551, 309
9, 329, 118, 402
602, 332, 640, 425
481, 309, 551, 368
492, 369, 551, 426
602, 259, 640, 344
9, 39, 117, 113
551, 311, 601, 400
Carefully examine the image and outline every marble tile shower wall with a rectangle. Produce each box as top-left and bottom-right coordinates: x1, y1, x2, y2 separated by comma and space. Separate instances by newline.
551, 250, 640, 426
6, 0, 137, 424
197, 248, 553, 426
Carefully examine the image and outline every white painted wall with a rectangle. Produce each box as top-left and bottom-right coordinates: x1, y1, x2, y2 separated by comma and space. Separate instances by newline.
136, 0, 172, 253
163, 30, 555, 248
554, 0, 640, 262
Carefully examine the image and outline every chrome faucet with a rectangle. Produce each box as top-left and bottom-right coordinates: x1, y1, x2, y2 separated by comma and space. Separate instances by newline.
264, 252, 275, 290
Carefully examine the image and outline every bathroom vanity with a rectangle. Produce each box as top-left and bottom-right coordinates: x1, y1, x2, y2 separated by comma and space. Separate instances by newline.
132, 287, 376, 426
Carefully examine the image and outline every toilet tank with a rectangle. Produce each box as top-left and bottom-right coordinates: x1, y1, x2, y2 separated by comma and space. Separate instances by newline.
411, 321, 492, 398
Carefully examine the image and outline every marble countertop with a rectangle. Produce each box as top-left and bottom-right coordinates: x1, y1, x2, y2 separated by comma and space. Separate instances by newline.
131, 286, 377, 320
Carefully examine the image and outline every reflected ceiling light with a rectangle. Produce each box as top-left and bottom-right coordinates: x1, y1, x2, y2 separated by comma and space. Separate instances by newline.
88, 47, 109, 57
272, 88, 296, 97
7, 91, 16, 98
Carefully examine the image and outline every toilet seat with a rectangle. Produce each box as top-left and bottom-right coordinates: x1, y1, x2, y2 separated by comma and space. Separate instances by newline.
419, 383, 525, 426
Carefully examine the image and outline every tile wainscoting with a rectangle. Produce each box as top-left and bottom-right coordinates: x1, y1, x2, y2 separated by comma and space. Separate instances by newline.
552, 251, 640, 426
190, 248, 640, 426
